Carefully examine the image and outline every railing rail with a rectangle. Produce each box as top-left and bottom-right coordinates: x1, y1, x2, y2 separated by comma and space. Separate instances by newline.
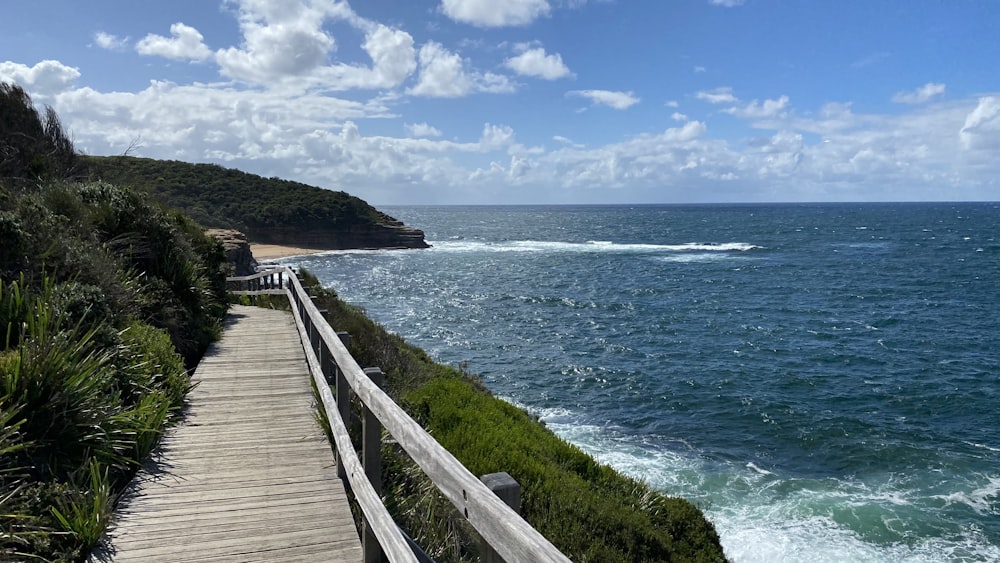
229, 268, 571, 563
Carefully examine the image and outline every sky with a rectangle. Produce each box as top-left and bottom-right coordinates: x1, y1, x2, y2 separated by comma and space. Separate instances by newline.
2, 0, 999, 205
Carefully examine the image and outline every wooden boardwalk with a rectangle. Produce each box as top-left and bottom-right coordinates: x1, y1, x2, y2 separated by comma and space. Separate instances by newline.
98, 305, 363, 562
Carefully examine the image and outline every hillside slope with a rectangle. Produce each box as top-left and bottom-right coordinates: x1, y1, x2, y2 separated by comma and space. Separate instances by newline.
84, 156, 428, 250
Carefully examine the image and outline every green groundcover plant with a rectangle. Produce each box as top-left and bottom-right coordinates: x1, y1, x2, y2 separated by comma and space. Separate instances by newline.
0, 82, 228, 561
263, 271, 728, 562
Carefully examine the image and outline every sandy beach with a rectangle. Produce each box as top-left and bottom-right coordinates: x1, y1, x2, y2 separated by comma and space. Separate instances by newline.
250, 243, 332, 261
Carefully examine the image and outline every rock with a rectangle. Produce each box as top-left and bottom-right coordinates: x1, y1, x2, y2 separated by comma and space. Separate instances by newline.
247, 214, 430, 250
207, 229, 258, 276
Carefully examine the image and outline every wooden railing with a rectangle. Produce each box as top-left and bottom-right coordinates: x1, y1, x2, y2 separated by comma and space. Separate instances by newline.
228, 269, 571, 563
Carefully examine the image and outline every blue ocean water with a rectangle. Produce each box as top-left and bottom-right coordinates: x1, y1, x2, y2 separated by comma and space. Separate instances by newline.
288, 204, 1000, 562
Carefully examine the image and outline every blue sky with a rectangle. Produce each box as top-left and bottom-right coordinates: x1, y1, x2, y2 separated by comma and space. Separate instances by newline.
2, 0, 999, 205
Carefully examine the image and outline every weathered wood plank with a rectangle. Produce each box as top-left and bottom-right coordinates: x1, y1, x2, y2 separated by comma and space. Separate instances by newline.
98, 305, 362, 562
286, 269, 573, 563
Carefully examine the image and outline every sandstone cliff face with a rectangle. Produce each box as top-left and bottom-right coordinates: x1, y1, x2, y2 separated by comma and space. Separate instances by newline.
249, 218, 430, 250
206, 229, 258, 276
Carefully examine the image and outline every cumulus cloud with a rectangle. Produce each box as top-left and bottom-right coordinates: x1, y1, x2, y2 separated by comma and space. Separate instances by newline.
725, 95, 790, 119
892, 82, 946, 104
22, 50, 996, 204
959, 96, 1000, 150
212, 0, 418, 91
441, 0, 551, 27
406, 122, 443, 138
480, 123, 516, 149
410, 42, 514, 97
0, 60, 80, 96
313, 23, 416, 90
696, 87, 737, 104
361, 25, 417, 87
216, 0, 336, 82
568, 89, 639, 110
136, 23, 212, 61
94, 32, 129, 51
504, 47, 572, 80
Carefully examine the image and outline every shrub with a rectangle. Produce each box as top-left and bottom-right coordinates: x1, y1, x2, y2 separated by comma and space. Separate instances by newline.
300, 270, 728, 562
116, 321, 190, 411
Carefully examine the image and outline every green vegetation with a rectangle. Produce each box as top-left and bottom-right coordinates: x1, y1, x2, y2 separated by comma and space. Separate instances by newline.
0, 82, 228, 561
84, 155, 390, 238
284, 270, 728, 562
0, 78, 724, 560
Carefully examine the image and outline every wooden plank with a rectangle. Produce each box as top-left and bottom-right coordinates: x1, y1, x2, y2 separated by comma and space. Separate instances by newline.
99, 305, 362, 562
286, 269, 573, 563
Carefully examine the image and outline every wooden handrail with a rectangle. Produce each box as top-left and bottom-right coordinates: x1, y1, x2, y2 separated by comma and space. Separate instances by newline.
288, 291, 418, 563
230, 268, 572, 563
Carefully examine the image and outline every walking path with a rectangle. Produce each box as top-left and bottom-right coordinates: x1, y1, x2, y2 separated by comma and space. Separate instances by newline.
100, 305, 362, 562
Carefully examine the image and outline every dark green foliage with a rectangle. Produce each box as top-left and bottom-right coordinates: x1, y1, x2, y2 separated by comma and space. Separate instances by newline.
0, 83, 78, 187
0, 82, 226, 561
0, 277, 193, 560
302, 271, 728, 562
84, 155, 387, 238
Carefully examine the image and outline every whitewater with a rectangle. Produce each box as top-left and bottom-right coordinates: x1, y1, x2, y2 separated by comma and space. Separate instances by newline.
286, 203, 1000, 562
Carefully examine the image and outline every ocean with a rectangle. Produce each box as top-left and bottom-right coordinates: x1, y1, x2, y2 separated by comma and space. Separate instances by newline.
286, 203, 999, 562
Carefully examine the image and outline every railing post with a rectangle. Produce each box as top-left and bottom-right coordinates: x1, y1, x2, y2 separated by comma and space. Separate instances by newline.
309, 296, 321, 354
335, 331, 351, 480
363, 367, 385, 563
480, 472, 521, 563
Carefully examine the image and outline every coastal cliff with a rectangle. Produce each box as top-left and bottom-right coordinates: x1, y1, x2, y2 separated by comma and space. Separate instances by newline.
206, 229, 258, 275
252, 213, 429, 250
84, 156, 429, 250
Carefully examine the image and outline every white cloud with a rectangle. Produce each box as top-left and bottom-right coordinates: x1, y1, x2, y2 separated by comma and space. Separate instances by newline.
216, 1, 336, 82
94, 32, 128, 51
312, 24, 416, 90
504, 47, 572, 80
553, 135, 583, 148
480, 123, 515, 149
568, 89, 639, 110
696, 87, 737, 104
22, 52, 996, 204
725, 95, 790, 119
406, 122, 443, 138
410, 42, 514, 97
136, 23, 212, 61
441, 0, 551, 27
409, 42, 473, 97
361, 25, 417, 87
959, 96, 1000, 150
212, 1, 417, 91
892, 82, 946, 104
0, 60, 80, 96
665, 100, 679, 108
709, 0, 745, 6
694, 65, 707, 73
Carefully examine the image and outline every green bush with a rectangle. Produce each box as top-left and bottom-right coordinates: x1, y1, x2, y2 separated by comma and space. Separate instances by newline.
0, 82, 228, 561
301, 270, 728, 562
116, 321, 190, 411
